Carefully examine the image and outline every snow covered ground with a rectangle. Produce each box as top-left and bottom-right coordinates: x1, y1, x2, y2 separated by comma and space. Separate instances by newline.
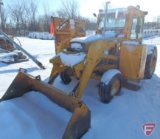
0, 36, 160, 139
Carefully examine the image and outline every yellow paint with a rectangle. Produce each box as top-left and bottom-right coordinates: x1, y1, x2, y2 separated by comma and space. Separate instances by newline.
49, 6, 151, 99
110, 79, 120, 96
119, 43, 147, 81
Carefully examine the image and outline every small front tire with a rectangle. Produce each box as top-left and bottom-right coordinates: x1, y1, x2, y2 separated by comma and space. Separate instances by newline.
98, 73, 123, 103
60, 68, 72, 84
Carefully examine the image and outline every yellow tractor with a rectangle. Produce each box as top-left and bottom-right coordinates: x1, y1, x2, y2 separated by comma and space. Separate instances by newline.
49, 4, 157, 103
0, 3, 157, 139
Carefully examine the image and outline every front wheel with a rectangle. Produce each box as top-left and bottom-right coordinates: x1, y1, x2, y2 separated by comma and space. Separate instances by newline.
60, 68, 73, 84
98, 73, 123, 103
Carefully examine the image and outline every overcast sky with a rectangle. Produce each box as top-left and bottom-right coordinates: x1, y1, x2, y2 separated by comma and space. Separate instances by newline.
4, 0, 159, 21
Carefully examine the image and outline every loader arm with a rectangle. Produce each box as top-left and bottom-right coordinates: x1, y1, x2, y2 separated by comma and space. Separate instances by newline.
48, 56, 66, 84
75, 40, 115, 99
56, 38, 72, 54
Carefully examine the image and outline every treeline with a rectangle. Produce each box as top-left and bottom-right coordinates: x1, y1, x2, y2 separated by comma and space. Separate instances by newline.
1, 0, 159, 36
144, 20, 160, 29
0, 0, 96, 36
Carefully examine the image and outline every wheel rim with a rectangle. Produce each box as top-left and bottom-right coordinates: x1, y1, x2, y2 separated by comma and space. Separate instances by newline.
110, 79, 120, 96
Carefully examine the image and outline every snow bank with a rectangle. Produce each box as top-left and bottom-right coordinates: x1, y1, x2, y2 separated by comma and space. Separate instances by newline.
143, 29, 160, 38
0, 52, 15, 62
28, 32, 54, 40
0, 50, 27, 63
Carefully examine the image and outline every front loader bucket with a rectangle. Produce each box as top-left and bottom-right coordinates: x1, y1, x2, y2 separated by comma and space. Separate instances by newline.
0, 69, 91, 139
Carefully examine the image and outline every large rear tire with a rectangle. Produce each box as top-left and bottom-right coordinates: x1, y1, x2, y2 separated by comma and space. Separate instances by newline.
144, 47, 157, 79
98, 73, 123, 103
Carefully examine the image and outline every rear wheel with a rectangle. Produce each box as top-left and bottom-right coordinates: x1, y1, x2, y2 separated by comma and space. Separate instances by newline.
98, 73, 123, 103
144, 47, 157, 79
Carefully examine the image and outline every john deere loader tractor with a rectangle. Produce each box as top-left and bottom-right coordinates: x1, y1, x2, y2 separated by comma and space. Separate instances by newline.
48, 4, 157, 103
0, 2, 157, 139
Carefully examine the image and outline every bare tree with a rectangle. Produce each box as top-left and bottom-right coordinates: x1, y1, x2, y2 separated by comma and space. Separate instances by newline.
38, 1, 54, 32
28, 0, 39, 31
56, 0, 79, 19
56, 10, 66, 18
8, 0, 26, 35
19, 1, 30, 35
8, 0, 38, 35
0, 7, 8, 31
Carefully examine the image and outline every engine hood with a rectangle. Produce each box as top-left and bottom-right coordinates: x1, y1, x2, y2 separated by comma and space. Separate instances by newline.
71, 32, 119, 43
